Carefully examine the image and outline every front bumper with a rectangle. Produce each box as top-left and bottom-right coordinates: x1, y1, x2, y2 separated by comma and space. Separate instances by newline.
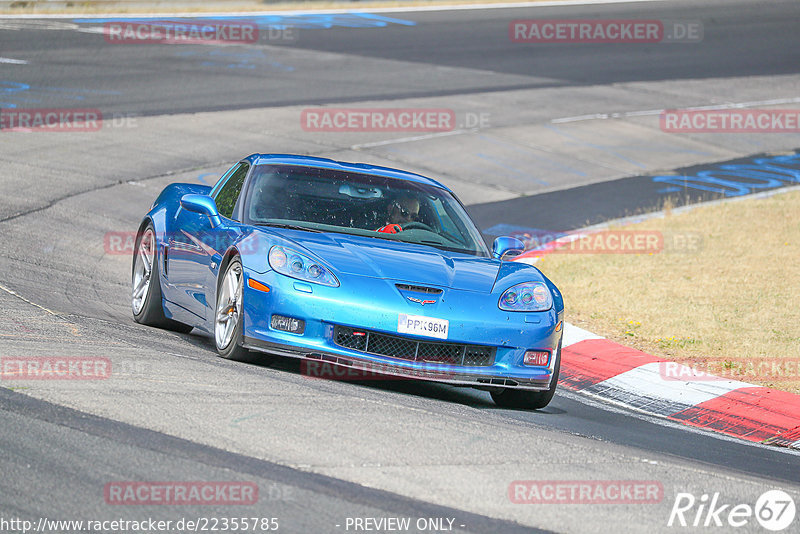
244, 336, 558, 390
241, 267, 564, 391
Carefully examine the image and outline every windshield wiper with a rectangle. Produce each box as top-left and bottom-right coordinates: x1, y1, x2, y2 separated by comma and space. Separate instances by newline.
254, 222, 322, 233
416, 240, 479, 256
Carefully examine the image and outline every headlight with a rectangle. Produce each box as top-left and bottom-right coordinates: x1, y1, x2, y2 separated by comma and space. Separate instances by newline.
268, 246, 339, 287
499, 282, 552, 312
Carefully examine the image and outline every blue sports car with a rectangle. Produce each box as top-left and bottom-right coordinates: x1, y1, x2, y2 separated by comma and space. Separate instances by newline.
132, 154, 564, 408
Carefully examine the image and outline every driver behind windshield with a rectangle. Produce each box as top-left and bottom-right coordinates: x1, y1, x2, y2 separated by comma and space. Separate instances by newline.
377, 194, 420, 233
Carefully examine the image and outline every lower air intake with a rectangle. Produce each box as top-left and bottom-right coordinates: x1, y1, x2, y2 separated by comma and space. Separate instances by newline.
334, 325, 495, 367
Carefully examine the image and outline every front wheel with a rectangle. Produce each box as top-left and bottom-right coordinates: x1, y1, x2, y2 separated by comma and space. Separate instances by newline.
491, 339, 561, 410
214, 257, 254, 362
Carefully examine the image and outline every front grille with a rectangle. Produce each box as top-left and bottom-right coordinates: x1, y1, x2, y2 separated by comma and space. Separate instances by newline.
334, 325, 495, 367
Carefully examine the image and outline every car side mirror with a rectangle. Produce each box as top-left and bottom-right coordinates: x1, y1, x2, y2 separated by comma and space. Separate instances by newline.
492, 236, 525, 260
180, 194, 222, 227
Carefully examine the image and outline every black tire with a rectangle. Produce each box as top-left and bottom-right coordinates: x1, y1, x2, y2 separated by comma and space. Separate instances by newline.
131, 223, 193, 333
491, 338, 562, 410
214, 257, 255, 362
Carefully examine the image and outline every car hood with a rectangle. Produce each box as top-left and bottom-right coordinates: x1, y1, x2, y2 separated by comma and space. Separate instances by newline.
274, 230, 501, 293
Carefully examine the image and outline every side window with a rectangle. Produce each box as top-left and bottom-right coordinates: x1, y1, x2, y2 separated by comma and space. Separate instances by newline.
210, 163, 240, 197
214, 163, 249, 220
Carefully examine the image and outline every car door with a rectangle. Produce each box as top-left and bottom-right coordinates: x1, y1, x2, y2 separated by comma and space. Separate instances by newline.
166, 162, 249, 323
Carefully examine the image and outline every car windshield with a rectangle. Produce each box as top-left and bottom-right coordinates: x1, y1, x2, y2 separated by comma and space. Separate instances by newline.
244, 164, 490, 257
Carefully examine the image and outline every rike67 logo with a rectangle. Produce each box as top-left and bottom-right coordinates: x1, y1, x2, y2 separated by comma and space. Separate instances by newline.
668, 490, 796, 531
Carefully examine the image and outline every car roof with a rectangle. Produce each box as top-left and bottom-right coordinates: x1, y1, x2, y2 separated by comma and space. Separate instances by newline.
246, 153, 450, 191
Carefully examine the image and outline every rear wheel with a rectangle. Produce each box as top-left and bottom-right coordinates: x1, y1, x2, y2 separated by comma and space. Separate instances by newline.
214, 257, 254, 362
131, 224, 193, 333
491, 339, 561, 410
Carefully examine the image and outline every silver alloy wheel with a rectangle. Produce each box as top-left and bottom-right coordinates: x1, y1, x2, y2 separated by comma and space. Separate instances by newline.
215, 262, 243, 349
132, 228, 155, 315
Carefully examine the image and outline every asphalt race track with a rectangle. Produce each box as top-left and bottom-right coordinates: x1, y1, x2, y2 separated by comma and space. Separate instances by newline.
1, 0, 799, 532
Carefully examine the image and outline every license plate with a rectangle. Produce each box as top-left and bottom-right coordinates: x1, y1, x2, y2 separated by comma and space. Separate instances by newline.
398, 314, 449, 340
